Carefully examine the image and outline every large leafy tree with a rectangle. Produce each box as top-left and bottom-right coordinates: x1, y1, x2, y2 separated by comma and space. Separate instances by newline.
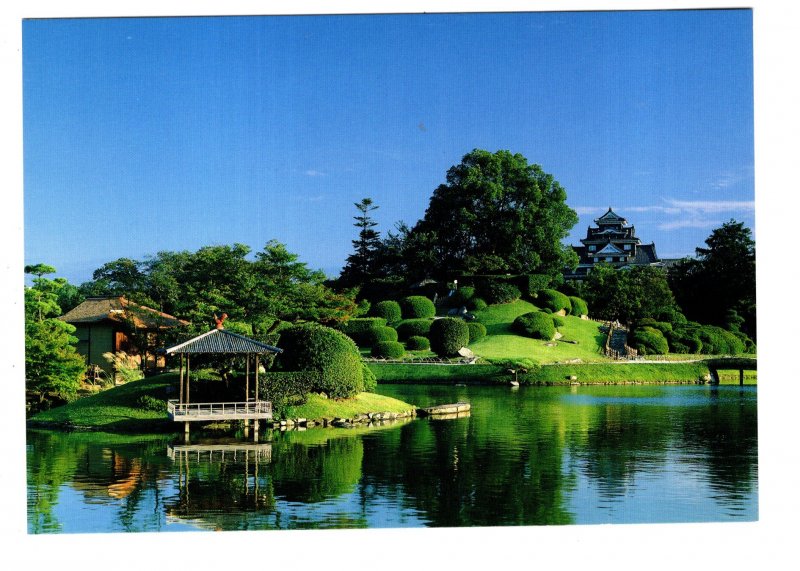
582, 264, 679, 324
24, 266, 86, 409
408, 149, 578, 279
669, 220, 756, 339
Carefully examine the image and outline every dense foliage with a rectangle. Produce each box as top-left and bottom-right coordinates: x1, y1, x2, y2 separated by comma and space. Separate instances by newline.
276, 323, 365, 399
400, 295, 436, 319
512, 311, 556, 340
630, 326, 669, 355
258, 371, 317, 418
581, 264, 678, 324
338, 317, 387, 346
366, 326, 399, 346
481, 281, 522, 305
429, 318, 470, 357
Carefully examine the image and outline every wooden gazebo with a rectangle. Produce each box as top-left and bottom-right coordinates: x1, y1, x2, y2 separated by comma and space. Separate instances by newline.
165, 327, 282, 441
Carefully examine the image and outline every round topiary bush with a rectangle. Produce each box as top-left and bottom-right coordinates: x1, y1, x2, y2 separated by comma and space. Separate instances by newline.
539, 289, 572, 314
631, 326, 669, 355
366, 326, 399, 346
467, 321, 487, 343
400, 295, 436, 319
396, 318, 433, 340
429, 318, 470, 357
568, 296, 589, 317
361, 364, 377, 392
339, 317, 387, 347
552, 315, 566, 328
371, 300, 402, 324
482, 282, 521, 305
277, 323, 365, 399
406, 335, 431, 351
512, 311, 556, 340
371, 341, 406, 359
470, 297, 488, 311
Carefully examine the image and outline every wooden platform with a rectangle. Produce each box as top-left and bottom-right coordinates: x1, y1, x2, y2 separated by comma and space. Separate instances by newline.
167, 400, 273, 422
167, 443, 273, 462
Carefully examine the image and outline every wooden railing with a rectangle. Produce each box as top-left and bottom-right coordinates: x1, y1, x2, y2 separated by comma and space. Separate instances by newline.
167, 400, 272, 420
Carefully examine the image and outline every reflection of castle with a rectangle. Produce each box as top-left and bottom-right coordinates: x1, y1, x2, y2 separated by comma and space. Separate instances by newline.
565, 208, 662, 279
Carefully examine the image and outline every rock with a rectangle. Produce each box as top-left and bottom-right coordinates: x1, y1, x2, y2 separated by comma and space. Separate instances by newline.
567, 375, 578, 381
318, 392, 328, 399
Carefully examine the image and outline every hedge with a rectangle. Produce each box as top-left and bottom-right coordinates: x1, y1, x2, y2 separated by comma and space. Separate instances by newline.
396, 318, 433, 340
450, 286, 476, 307
539, 289, 572, 314
512, 311, 555, 340
258, 371, 317, 418
524, 274, 552, 298
339, 317, 387, 346
637, 318, 673, 335
371, 300, 402, 323
568, 296, 589, 317
552, 315, 566, 328
481, 282, 521, 305
400, 295, 436, 319
406, 335, 431, 351
470, 297, 488, 311
372, 341, 406, 359
467, 321, 487, 343
429, 318, 470, 357
277, 323, 365, 399
366, 326, 399, 346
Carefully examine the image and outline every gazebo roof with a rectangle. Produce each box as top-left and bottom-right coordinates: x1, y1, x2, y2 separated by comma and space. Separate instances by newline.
166, 328, 282, 355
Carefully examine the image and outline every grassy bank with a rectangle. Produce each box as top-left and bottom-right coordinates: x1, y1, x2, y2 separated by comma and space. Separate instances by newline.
28, 373, 416, 432
370, 361, 712, 385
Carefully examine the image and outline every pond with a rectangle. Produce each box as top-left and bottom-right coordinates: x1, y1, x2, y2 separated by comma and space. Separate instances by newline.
27, 384, 757, 533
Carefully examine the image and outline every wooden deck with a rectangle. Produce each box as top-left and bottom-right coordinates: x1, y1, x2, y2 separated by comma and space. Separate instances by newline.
167, 400, 273, 422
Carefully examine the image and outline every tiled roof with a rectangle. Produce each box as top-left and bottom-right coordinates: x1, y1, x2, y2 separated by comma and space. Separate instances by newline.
166, 329, 282, 355
61, 297, 188, 329
596, 242, 625, 255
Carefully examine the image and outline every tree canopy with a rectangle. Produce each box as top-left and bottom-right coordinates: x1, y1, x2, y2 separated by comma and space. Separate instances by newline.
405, 149, 578, 279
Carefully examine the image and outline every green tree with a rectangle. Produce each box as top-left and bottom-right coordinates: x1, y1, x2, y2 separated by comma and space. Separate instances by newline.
582, 264, 678, 325
24, 266, 85, 410
408, 149, 578, 279
340, 198, 382, 287
669, 220, 756, 339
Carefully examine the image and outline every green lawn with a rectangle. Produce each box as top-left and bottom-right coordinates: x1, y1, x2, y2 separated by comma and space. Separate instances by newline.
468, 300, 608, 363
281, 392, 416, 420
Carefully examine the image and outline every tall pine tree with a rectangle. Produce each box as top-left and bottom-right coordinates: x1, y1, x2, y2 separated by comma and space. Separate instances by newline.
340, 198, 381, 287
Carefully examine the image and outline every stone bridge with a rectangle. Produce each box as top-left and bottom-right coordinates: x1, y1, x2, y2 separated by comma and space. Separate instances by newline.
704, 357, 757, 384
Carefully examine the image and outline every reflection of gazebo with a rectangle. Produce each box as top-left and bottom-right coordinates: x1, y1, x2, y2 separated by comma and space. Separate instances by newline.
165, 328, 282, 440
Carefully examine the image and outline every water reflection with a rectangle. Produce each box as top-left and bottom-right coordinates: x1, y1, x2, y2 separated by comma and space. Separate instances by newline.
27, 385, 758, 532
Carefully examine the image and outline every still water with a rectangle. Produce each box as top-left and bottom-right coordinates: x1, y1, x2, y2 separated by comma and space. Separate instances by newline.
27, 384, 757, 533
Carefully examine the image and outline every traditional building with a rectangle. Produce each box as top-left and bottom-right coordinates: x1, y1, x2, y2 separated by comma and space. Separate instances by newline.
61, 296, 188, 376
564, 208, 661, 280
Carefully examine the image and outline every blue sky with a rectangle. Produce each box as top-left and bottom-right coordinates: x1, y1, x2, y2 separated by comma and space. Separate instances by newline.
23, 10, 754, 283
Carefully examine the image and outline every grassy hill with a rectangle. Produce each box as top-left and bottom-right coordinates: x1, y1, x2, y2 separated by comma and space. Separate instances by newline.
468, 299, 608, 363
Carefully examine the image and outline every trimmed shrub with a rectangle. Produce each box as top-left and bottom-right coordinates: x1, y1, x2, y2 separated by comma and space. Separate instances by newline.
512, 311, 556, 340
538, 289, 572, 314
467, 321, 487, 343
136, 395, 166, 412
524, 274, 552, 298
568, 296, 589, 317
429, 318, 470, 357
696, 325, 746, 355
366, 326, 399, 346
470, 297, 488, 311
361, 364, 377, 392
482, 282, 521, 305
450, 286, 476, 307
667, 326, 703, 354
552, 315, 566, 328
339, 317, 387, 346
372, 341, 406, 359
637, 318, 673, 335
396, 318, 433, 340
406, 335, 431, 351
371, 300, 402, 324
631, 326, 669, 355
400, 295, 436, 319
277, 323, 365, 399
258, 370, 317, 418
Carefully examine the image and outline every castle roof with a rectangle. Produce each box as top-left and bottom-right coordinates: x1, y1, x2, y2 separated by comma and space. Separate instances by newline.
595, 207, 627, 225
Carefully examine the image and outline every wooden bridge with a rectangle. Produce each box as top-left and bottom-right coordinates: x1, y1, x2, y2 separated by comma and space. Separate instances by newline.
704, 357, 757, 385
